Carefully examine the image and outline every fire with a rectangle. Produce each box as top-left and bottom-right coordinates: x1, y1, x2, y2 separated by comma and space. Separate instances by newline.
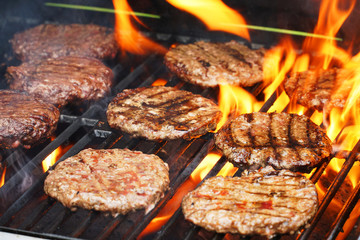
112, 0, 166, 55
151, 78, 168, 86
41, 143, 72, 172
260, 0, 359, 238
217, 84, 262, 131
0, 166, 6, 188
42, 147, 62, 172
139, 152, 222, 238
166, 0, 249, 40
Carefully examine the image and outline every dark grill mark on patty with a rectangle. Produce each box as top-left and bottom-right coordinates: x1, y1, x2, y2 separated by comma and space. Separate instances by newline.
215, 112, 332, 172
164, 40, 265, 87
182, 169, 319, 237
107, 86, 222, 140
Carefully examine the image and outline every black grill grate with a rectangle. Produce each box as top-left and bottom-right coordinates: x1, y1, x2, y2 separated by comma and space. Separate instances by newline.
0, 4, 359, 239
0, 50, 359, 239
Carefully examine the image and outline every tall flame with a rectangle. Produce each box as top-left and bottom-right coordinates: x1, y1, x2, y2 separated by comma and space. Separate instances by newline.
112, 0, 166, 55
166, 0, 250, 40
42, 147, 62, 172
217, 85, 262, 131
0, 166, 6, 188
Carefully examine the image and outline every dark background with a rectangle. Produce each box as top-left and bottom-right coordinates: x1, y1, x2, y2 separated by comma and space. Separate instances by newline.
1, 0, 360, 58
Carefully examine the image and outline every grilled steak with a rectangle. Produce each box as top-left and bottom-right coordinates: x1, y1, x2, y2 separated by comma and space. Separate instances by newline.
106, 86, 222, 140
182, 167, 318, 237
215, 112, 332, 172
44, 148, 170, 216
284, 68, 355, 112
0, 90, 60, 149
164, 40, 265, 87
10, 24, 118, 62
6, 56, 113, 107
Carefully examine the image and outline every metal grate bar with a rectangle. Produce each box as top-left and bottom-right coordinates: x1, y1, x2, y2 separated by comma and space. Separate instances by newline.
326, 177, 360, 239
298, 139, 360, 239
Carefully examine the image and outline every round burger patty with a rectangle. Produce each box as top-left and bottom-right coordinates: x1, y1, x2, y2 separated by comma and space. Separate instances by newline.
182, 168, 318, 237
215, 112, 332, 172
10, 23, 118, 62
44, 148, 170, 216
6, 56, 113, 107
106, 86, 222, 140
284, 68, 356, 112
0, 90, 60, 149
164, 40, 265, 87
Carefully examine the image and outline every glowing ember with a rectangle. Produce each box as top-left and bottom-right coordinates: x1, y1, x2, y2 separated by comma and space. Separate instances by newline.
112, 0, 166, 55
166, 0, 249, 40
151, 78, 168, 86
0, 166, 6, 188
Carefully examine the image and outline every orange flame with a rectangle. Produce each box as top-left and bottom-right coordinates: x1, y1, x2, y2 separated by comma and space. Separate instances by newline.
166, 0, 250, 40
139, 153, 221, 238
217, 84, 262, 131
261, 1, 359, 237
151, 78, 168, 86
112, 0, 166, 55
0, 166, 6, 188
42, 147, 62, 172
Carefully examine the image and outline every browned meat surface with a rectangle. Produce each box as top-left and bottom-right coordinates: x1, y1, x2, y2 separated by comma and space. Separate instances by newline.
164, 40, 265, 87
44, 148, 170, 216
215, 112, 332, 172
284, 68, 356, 112
0, 90, 60, 149
182, 168, 318, 238
6, 56, 113, 107
106, 86, 222, 140
10, 24, 118, 62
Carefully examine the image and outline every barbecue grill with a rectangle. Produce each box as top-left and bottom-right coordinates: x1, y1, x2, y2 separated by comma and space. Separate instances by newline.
1, 0, 360, 239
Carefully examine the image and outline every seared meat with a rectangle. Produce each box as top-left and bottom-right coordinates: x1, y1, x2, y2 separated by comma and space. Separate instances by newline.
0, 90, 60, 149
6, 56, 113, 107
215, 112, 332, 172
164, 40, 265, 87
10, 24, 118, 62
44, 148, 170, 216
106, 86, 222, 140
182, 167, 318, 238
284, 68, 355, 112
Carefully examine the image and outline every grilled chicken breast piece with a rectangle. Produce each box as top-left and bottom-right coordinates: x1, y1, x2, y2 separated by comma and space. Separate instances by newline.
215, 112, 332, 172
182, 168, 318, 238
284, 68, 356, 112
44, 148, 170, 216
164, 40, 265, 87
6, 56, 113, 108
10, 24, 118, 62
106, 86, 222, 140
0, 90, 60, 149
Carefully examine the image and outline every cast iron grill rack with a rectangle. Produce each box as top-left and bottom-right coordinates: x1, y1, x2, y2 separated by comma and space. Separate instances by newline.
0, 34, 358, 240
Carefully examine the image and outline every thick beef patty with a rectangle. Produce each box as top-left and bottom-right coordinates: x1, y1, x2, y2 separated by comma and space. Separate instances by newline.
10, 24, 118, 62
215, 112, 332, 172
44, 148, 170, 216
182, 168, 318, 237
0, 90, 60, 149
164, 40, 265, 87
284, 68, 355, 112
106, 86, 222, 140
6, 56, 113, 107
